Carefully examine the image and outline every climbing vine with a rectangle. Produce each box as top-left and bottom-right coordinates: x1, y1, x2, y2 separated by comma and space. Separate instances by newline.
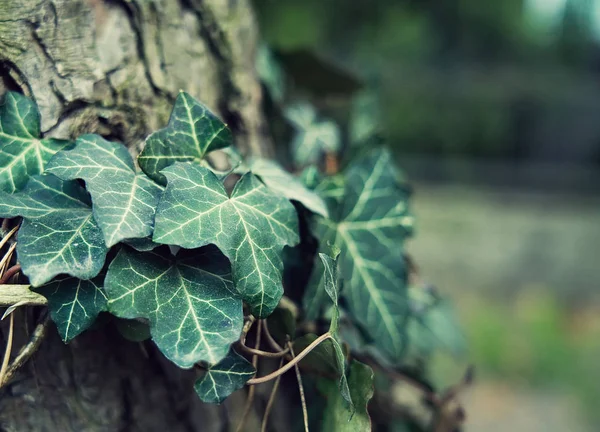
0, 85, 467, 431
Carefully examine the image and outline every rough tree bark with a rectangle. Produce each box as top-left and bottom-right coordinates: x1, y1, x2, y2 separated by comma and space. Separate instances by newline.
0, 1, 276, 430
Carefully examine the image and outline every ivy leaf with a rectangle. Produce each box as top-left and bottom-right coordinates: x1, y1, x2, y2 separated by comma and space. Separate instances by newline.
301, 168, 346, 220
0, 92, 71, 193
256, 44, 285, 103
114, 317, 151, 342
194, 348, 255, 404
46, 134, 163, 247
313, 148, 415, 363
406, 285, 466, 358
318, 360, 374, 431
303, 249, 339, 322
245, 158, 328, 217
35, 275, 107, 342
105, 246, 243, 368
297, 251, 353, 412
0, 174, 108, 286
285, 103, 340, 166
138, 92, 232, 185
153, 163, 299, 318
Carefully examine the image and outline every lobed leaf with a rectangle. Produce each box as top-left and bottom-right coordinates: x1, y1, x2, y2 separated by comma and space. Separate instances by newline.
138, 92, 232, 185
297, 251, 353, 412
245, 157, 328, 217
36, 275, 107, 342
153, 163, 299, 318
318, 360, 374, 431
285, 102, 340, 166
46, 134, 163, 247
105, 246, 243, 368
194, 348, 255, 404
311, 148, 415, 363
0, 92, 71, 193
0, 174, 108, 286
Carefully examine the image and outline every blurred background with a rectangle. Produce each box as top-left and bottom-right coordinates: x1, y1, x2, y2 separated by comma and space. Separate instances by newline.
253, 0, 600, 430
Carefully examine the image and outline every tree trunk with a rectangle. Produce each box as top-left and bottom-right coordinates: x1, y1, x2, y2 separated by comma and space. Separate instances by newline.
0, 1, 273, 430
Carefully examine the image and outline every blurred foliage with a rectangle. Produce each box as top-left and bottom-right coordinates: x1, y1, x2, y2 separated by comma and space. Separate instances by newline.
254, 0, 600, 164
456, 288, 600, 423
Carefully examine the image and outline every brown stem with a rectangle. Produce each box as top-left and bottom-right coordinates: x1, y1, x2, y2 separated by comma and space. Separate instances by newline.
0, 265, 21, 285
0, 242, 17, 274
237, 342, 289, 358
261, 319, 285, 353
289, 341, 309, 432
0, 312, 15, 386
236, 320, 262, 432
260, 356, 284, 432
246, 332, 331, 385
0, 316, 49, 387
0, 225, 19, 251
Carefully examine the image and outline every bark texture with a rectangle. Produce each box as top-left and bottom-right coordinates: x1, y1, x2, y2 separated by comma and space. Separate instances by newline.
0, 1, 275, 430
0, 0, 269, 156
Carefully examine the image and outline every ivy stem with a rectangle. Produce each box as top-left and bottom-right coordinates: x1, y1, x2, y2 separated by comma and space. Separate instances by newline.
262, 319, 285, 352
236, 320, 262, 432
289, 341, 309, 432
237, 342, 289, 358
0, 315, 49, 387
0, 312, 15, 386
246, 333, 331, 385
0, 265, 21, 285
0, 242, 17, 274
260, 356, 284, 432
0, 225, 19, 251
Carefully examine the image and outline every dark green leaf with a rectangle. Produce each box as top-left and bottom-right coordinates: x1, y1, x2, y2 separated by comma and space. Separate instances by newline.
246, 158, 328, 217
194, 349, 255, 404
46, 134, 163, 247
313, 148, 414, 363
266, 306, 296, 345
138, 92, 232, 185
0, 92, 71, 193
114, 317, 151, 342
319, 360, 374, 431
0, 175, 108, 286
36, 275, 107, 342
105, 246, 242, 368
153, 163, 299, 318
298, 251, 353, 412
303, 249, 339, 322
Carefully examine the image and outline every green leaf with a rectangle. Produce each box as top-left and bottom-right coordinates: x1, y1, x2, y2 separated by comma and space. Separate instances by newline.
114, 317, 151, 342
406, 285, 466, 357
303, 249, 339, 322
313, 148, 414, 363
319, 360, 374, 431
138, 92, 232, 185
105, 246, 242, 368
266, 305, 296, 345
0, 92, 71, 193
285, 102, 340, 166
153, 163, 299, 318
297, 251, 353, 412
46, 134, 163, 247
194, 348, 255, 404
350, 91, 380, 146
256, 44, 285, 103
35, 275, 107, 342
245, 158, 328, 217
0, 174, 108, 286
294, 335, 353, 414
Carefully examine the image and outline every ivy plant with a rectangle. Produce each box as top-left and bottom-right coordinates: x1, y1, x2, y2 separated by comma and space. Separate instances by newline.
0, 89, 463, 432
